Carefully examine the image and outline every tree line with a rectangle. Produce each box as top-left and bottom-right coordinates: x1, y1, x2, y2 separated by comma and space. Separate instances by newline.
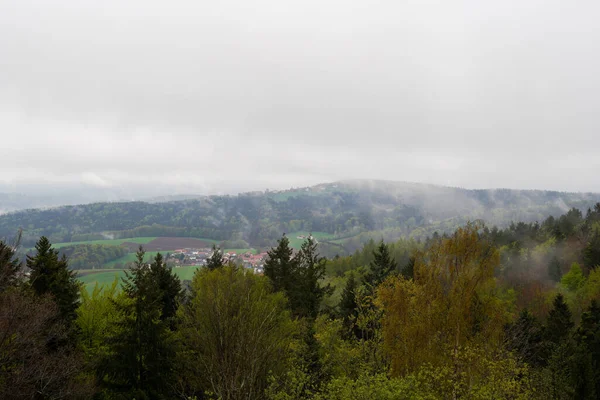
2, 204, 600, 398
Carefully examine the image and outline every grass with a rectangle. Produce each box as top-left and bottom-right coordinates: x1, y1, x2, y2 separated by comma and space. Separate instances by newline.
102, 251, 162, 267
286, 231, 335, 249
51, 237, 157, 249
78, 265, 203, 294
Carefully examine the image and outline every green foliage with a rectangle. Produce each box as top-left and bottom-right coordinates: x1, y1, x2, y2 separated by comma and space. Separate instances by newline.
179, 265, 296, 399
584, 230, 600, 270
77, 278, 120, 361
26, 236, 80, 326
295, 236, 332, 319
338, 272, 359, 337
561, 262, 586, 292
54, 243, 128, 270
546, 293, 574, 346
100, 247, 180, 399
264, 234, 297, 294
0, 235, 21, 291
365, 240, 396, 289
205, 244, 224, 271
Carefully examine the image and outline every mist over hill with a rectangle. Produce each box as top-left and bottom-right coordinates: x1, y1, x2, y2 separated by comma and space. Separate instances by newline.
1, 180, 599, 252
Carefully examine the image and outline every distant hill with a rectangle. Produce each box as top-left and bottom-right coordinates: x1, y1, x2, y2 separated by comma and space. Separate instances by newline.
1, 180, 599, 253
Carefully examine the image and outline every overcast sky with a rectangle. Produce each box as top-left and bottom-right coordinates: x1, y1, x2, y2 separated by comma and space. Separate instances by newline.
1, 0, 599, 197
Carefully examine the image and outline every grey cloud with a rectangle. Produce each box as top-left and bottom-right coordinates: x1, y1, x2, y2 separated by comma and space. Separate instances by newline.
1, 0, 600, 197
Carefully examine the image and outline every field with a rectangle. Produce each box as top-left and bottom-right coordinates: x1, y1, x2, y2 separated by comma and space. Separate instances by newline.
286, 231, 335, 249
78, 265, 202, 293
50, 237, 157, 249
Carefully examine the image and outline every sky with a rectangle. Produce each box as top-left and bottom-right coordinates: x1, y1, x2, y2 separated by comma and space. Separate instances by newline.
1, 0, 600, 199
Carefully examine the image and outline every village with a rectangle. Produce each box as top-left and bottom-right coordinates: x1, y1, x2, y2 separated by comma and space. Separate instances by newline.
166, 247, 269, 275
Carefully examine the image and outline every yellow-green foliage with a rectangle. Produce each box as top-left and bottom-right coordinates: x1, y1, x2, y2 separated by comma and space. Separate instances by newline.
76, 278, 121, 360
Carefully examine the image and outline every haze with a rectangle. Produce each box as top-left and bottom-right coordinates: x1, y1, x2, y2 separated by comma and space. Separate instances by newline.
1, 0, 600, 199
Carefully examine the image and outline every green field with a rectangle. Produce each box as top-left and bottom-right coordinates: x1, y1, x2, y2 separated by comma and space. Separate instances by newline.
102, 250, 162, 267
287, 232, 335, 249
52, 237, 157, 249
78, 265, 202, 293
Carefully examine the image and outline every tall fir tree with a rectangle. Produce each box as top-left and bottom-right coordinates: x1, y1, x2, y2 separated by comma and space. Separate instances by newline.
546, 293, 574, 346
264, 234, 297, 294
365, 240, 396, 289
0, 236, 21, 291
584, 231, 600, 270
548, 256, 563, 283
205, 244, 224, 271
401, 256, 415, 280
338, 272, 359, 338
295, 235, 332, 319
147, 252, 183, 329
26, 236, 80, 326
505, 309, 545, 367
573, 299, 600, 398
101, 247, 178, 398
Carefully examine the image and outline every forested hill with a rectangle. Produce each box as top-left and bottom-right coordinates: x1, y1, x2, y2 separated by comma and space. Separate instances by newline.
2, 180, 600, 248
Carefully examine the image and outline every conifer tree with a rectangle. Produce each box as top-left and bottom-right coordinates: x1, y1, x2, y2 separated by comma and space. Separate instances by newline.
572, 299, 600, 399
0, 236, 21, 291
101, 247, 178, 398
147, 252, 183, 328
584, 231, 600, 270
205, 244, 224, 271
26, 236, 80, 326
505, 309, 545, 367
401, 256, 415, 280
546, 293, 574, 346
365, 240, 396, 288
264, 234, 297, 293
339, 272, 359, 337
295, 235, 331, 319
548, 256, 563, 283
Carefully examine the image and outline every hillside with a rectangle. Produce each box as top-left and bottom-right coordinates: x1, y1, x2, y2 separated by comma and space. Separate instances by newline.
2, 180, 600, 251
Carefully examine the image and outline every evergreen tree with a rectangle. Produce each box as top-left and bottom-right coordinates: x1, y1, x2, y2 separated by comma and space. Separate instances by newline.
101, 247, 178, 398
584, 231, 600, 270
365, 240, 396, 288
573, 299, 600, 398
264, 234, 297, 293
401, 256, 415, 280
0, 236, 21, 291
546, 293, 574, 346
339, 272, 359, 337
548, 256, 563, 283
505, 309, 545, 367
26, 236, 80, 326
205, 244, 224, 271
295, 235, 332, 319
147, 252, 183, 328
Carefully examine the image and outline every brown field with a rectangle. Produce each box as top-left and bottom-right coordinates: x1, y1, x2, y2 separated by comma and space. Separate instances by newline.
120, 237, 214, 251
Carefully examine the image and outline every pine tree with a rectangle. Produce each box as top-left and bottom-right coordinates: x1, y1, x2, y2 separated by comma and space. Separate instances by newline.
26, 236, 80, 326
264, 234, 297, 293
401, 256, 415, 280
0, 235, 21, 291
147, 252, 183, 328
365, 240, 396, 288
505, 309, 545, 367
573, 300, 600, 398
101, 247, 178, 398
339, 273, 358, 337
546, 293, 574, 346
584, 231, 600, 270
205, 244, 224, 271
548, 256, 563, 283
295, 235, 332, 319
